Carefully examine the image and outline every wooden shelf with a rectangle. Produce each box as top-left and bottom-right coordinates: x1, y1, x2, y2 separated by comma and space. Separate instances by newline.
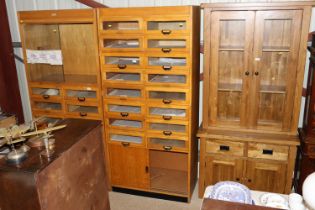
262, 46, 290, 52
218, 83, 242, 91
260, 85, 286, 94
219, 46, 244, 51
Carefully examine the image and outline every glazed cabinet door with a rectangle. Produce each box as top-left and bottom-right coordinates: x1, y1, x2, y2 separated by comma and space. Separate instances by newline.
246, 160, 287, 193
208, 11, 254, 128
109, 144, 149, 190
250, 10, 302, 131
204, 155, 244, 186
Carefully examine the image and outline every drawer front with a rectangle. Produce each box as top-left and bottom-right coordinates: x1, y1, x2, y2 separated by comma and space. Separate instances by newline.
147, 104, 189, 121
146, 87, 189, 105
248, 143, 289, 161
101, 53, 144, 70
104, 71, 144, 85
145, 36, 190, 54
106, 117, 144, 131
100, 17, 144, 34
107, 129, 145, 147
147, 121, 188, 137
32, 99, 64, 114
206, 140, 245, 157
145, 16, 190, 35
101, 35, 144, 52
145, 71, 189, 87
30, 86, 62, 101
145, 54, 190, 71
147, 136, 188, 152
65, 103, 102, 120
104, 100, 144, 119
103, 85, 144, 101
64, 86, 99, 103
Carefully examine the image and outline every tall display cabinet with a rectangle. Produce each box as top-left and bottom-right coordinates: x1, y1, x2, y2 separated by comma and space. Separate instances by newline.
98, 6, 200, 201
198, 2, 314, 197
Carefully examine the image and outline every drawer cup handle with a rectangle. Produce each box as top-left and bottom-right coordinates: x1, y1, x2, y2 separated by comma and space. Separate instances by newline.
80, 112, 87, 117
262, 149, 273, 155
161, 48, 172, 53
161, 29, 172, 35
220, 145, 230, 151
121, 142, 130, 147
120, 112, 129, 117
118, 64, 127, 69
163, 131, 172, 136
163, 146, 173, 151
77, 97, 86, 102
162, 115, 172, 120
42, 95, 50, 99
162, 65, 172, 71
162, 99, 172, 104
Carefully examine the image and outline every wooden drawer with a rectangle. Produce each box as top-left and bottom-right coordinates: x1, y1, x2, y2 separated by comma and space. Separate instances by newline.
103, 70, 144, 85
99, 16, 144, 34
103, 84, 144, 101
65, 103, 102, 120
63, 86, 99, 103
147, 120, 188, 137
107, 129, 145, 147
101, 53, 144, 70
248, 143, 289, 161
146, 87, 190, 105
106, 117, 144, 131
100, 35, 144, 52
145, 71, 189, 87
145, 16, 191, 35
145, 35, 190, 54
145, 53, 190, 71
30, 86, 62, 101
205, 140, 245, 157
31, 99, 64, 115
104, 100, 145, 119
147, 104, 189, 121
147, 136, 188, 152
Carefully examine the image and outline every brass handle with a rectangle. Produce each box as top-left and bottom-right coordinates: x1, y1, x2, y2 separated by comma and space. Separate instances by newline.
42, 95, 50, 99
77, 97, 86, 102
121, 142, 130, 147
254, 72, 259, 76
248, 179, 252, 183
163, 146, 173, 151
162, 99, 172, 104
236, 178, 240, 181
162, 115, 172, 120
162, 65, 172, 71
161, 48, 172, 53
245, 71, 250, 76
118, 64, 127, 69
161, 29, 172, 35
163, 131, 172, 136
80, 112, 87, 117
120, 112, 129, 117
145, 166, 149, 173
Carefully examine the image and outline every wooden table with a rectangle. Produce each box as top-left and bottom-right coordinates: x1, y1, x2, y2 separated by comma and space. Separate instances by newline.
201, 198, 281, 210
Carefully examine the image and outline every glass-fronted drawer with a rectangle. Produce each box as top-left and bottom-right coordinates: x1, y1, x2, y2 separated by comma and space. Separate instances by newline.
102, 18, 143, 33
104, 86, 144, 100
146, 88, 189, 105
146, 73, 188, 86
147, 105, 189, 121
107, 118, 143, 131
32, 100, 63, 114
147, 55, 188, 71
108, 130, 145, 147
146, 37, 189, 53
103, 54, 143, 70
104, 72, 143, 85
105, 101, 144, 118
31, 87, 62, 100
66, 104, 101, 119
147, 121, 188, 137
102, 36, 143, 51
148, 137, 188, 152
64, 88, 98, 103
146, 18, 189, 35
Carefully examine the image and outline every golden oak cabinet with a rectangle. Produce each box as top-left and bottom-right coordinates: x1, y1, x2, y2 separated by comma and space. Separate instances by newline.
19, 10, 103, 121
98, 6, 200, 201
198, 2, 314, 197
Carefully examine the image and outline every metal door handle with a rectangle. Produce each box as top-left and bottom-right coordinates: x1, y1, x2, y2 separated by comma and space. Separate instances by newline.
163, 146, 173, 151
163, 131, 172, 136
118, 64, 127, 69
120, 112, 129, 117
162, 99, 172, 104
77, 97, 86, 102
161, 29, 172, 35
42, 95, 50, 99
162, 116, 172, 120
121, 142, 130, 147
80, 112, 87, 117
162, 65, 172, 71
161, 48, 172, 53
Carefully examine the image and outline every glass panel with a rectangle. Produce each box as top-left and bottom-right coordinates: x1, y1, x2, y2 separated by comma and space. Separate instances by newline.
32, 88, 60, 96
217, 91, 241, 121
34, 102, 61, 110
108, 105, 141, 113
104, 39, 139, 48
147, 21, 186, 30
68, 105, 98, 113
148, 57, 186, 66
149, 138, 186, 148
106, 72, 140, 82
109, 119, 142, 129
107, 88, 141, 98
103, 21, 139, 30
263, 19, 291, 51
66, 90, 96, 98
105, 56, 139, 65
149, 123, 186, 132
148, 74, 186, 84
258, 93, 285, 125
219, 20, 245, 49
149, 107, 186, 117
149, 91, 186, 101
148, 39, 186, 48
110, 134, 142, 144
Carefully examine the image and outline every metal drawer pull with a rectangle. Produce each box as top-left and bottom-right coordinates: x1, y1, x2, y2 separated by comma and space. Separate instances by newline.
77, 97, 86, 102
117, 64, 127, 69
162, 65, 172, 71
163, 146, 172, 151
220, 145, 230, 151
80, 112, 87, 117
120, 112, 129, 117
161, 29, 172, 35
121, 142, 130, 147
162, 99, 172, 104
162, 115, 172, 120
42, 95, 50, 99
163, 131, 172, 136
263, 149, 273, 155
161, 48, 172, 53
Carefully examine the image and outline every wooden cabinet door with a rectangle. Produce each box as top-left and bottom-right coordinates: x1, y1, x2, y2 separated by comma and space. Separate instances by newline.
109, 144, 149, 189
208, 11, 255, 128
250, 10, 302, 131
204, 155, 244, 186
246, 160, 287, 193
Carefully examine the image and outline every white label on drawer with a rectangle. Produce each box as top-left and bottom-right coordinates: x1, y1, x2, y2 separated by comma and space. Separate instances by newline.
86, 87, 92, 91
26, 49, 63, 65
